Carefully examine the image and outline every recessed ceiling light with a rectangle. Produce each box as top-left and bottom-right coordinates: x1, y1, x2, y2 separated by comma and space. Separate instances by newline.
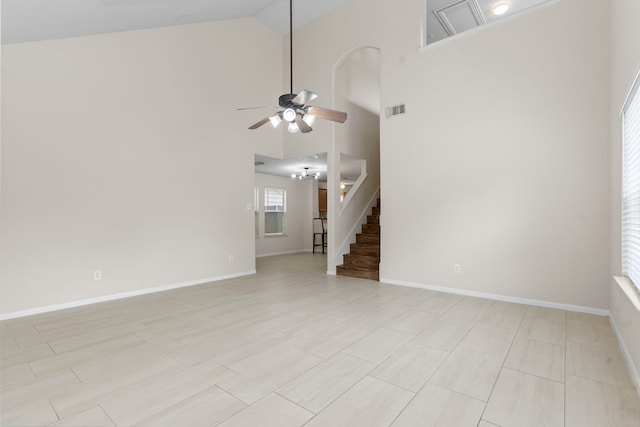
491, 2, 510, 16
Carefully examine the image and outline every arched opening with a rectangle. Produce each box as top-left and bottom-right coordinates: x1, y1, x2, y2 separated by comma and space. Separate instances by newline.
327, 46, 381, 274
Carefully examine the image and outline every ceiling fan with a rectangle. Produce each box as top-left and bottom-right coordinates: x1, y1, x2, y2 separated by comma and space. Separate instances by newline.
240, 0, 347, 134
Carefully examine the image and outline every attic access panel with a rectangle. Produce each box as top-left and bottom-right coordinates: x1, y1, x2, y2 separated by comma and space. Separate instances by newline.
426, 0, 557, 45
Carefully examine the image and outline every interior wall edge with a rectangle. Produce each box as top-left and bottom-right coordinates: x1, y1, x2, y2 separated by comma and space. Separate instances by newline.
609, 314, 640, 398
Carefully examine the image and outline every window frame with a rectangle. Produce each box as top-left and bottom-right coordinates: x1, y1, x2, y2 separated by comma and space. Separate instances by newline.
264, 186, 286, 236
254, 186, 260, 237
621, 71, 640, 293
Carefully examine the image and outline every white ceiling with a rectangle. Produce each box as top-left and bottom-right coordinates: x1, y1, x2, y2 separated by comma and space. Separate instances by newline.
1, 0, 348, 44
255, 153, 328, 182
255, 152, 363, 185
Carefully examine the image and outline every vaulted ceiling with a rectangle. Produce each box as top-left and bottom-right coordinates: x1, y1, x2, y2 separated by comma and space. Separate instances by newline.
1, 0, 348, 44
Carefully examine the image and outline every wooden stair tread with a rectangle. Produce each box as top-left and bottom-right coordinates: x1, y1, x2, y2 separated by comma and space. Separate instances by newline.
337, 199, 381, 282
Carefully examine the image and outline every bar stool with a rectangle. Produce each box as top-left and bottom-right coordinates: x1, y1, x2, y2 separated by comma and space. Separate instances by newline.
312, 218, 327, 254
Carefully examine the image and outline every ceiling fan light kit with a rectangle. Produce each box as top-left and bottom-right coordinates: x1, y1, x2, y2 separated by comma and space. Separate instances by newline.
243, 0, 347, 134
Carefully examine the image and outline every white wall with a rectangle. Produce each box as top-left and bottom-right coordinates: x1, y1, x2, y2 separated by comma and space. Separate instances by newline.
288, 0, 610, 309
254, 173, 313, 256
0, 19, 283, 316
610, 0, 640, 389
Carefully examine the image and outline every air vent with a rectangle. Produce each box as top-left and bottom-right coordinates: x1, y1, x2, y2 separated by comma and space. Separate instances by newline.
386, 104, 406, 118
434, 0, 485, 36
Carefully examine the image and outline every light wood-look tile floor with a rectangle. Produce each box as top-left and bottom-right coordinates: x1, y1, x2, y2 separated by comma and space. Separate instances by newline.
2, 254, 639, 426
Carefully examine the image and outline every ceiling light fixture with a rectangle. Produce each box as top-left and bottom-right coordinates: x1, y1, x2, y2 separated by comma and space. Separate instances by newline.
292, 167, 320, 180
491, 2, 511, 16
269, 115, 282, 128
283, 108, 296, 122
303, 114, 315, 126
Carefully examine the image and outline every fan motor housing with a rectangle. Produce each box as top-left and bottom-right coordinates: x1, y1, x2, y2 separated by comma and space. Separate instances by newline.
279, 93, 299, 108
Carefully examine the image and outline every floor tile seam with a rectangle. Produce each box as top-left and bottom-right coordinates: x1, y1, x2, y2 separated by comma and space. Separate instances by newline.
515, 331, 566, 347
272, 390, 321, 416
564, 335, 621, 348
294, 369, 389, 426
50, 361, 187, 408
499, 366, 566, 386
366, 373, 421, 395
101, 375, 237, 424
98, 403, 122, 427
386, 314, 439, 336
565, 336, 627, 351
512, 334, 566, 349
47, 332, 150, 358
424, 375, 491, 404
313, 373, 417, 427
456, 342, 512, 360
67, 365, 84, 384
46, 395, 62, 424
477, 302, 527, 424
130, 384, 243, 427
0, 367, 74, 400
566, 372, 637, 391
28, 341, 149, 376
342, 332, 415, 367
386, 385, 420, 426
216, 352, 326, 403
97, 404, 119, 427
476, 318, 523, 333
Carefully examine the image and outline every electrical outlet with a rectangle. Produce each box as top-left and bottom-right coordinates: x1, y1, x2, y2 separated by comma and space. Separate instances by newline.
454, 264, 461, 273
94, 270, 102, 281
228, 254, 234, 263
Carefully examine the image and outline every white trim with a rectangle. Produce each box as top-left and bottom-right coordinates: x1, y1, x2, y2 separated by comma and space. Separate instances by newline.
340, 159, 368, 213
620, 67, 640, 116
0, 270, 256, 321
418, 0, 560, 51
609, 315, 640, 397
614, 276, 640, 311
379, 277, 609, 316
327, 269, 337, 276
256, 249, 312, 258
334, 187, 381, 268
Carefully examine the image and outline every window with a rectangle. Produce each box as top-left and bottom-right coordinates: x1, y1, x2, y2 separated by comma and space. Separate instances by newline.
254, 186, 260, 237
622, 74, 640, 292
264, 187, 286, 235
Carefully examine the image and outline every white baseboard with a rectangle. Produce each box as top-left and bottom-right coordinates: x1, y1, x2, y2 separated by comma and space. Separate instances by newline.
256, 249, 312, 258
609, 315, 640, 396
379, 277, 610, 316
0, 270, 256, 321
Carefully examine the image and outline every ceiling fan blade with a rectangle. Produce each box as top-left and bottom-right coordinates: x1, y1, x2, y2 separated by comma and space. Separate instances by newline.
292, 89, 318, 105
237, 106, 278, 111
249, 117, 271, 130
307, 106, 347, 123
295, 115, 313, 134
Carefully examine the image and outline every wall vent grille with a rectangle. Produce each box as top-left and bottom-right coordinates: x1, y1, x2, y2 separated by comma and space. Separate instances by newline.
386, 104, 406, 118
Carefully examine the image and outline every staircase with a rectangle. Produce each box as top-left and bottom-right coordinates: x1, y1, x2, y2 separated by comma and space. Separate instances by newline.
336, 199, 380, 281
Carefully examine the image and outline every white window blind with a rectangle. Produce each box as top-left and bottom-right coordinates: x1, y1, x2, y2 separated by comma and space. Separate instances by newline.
622, 75, 640, 292
264, 187, 285, 234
